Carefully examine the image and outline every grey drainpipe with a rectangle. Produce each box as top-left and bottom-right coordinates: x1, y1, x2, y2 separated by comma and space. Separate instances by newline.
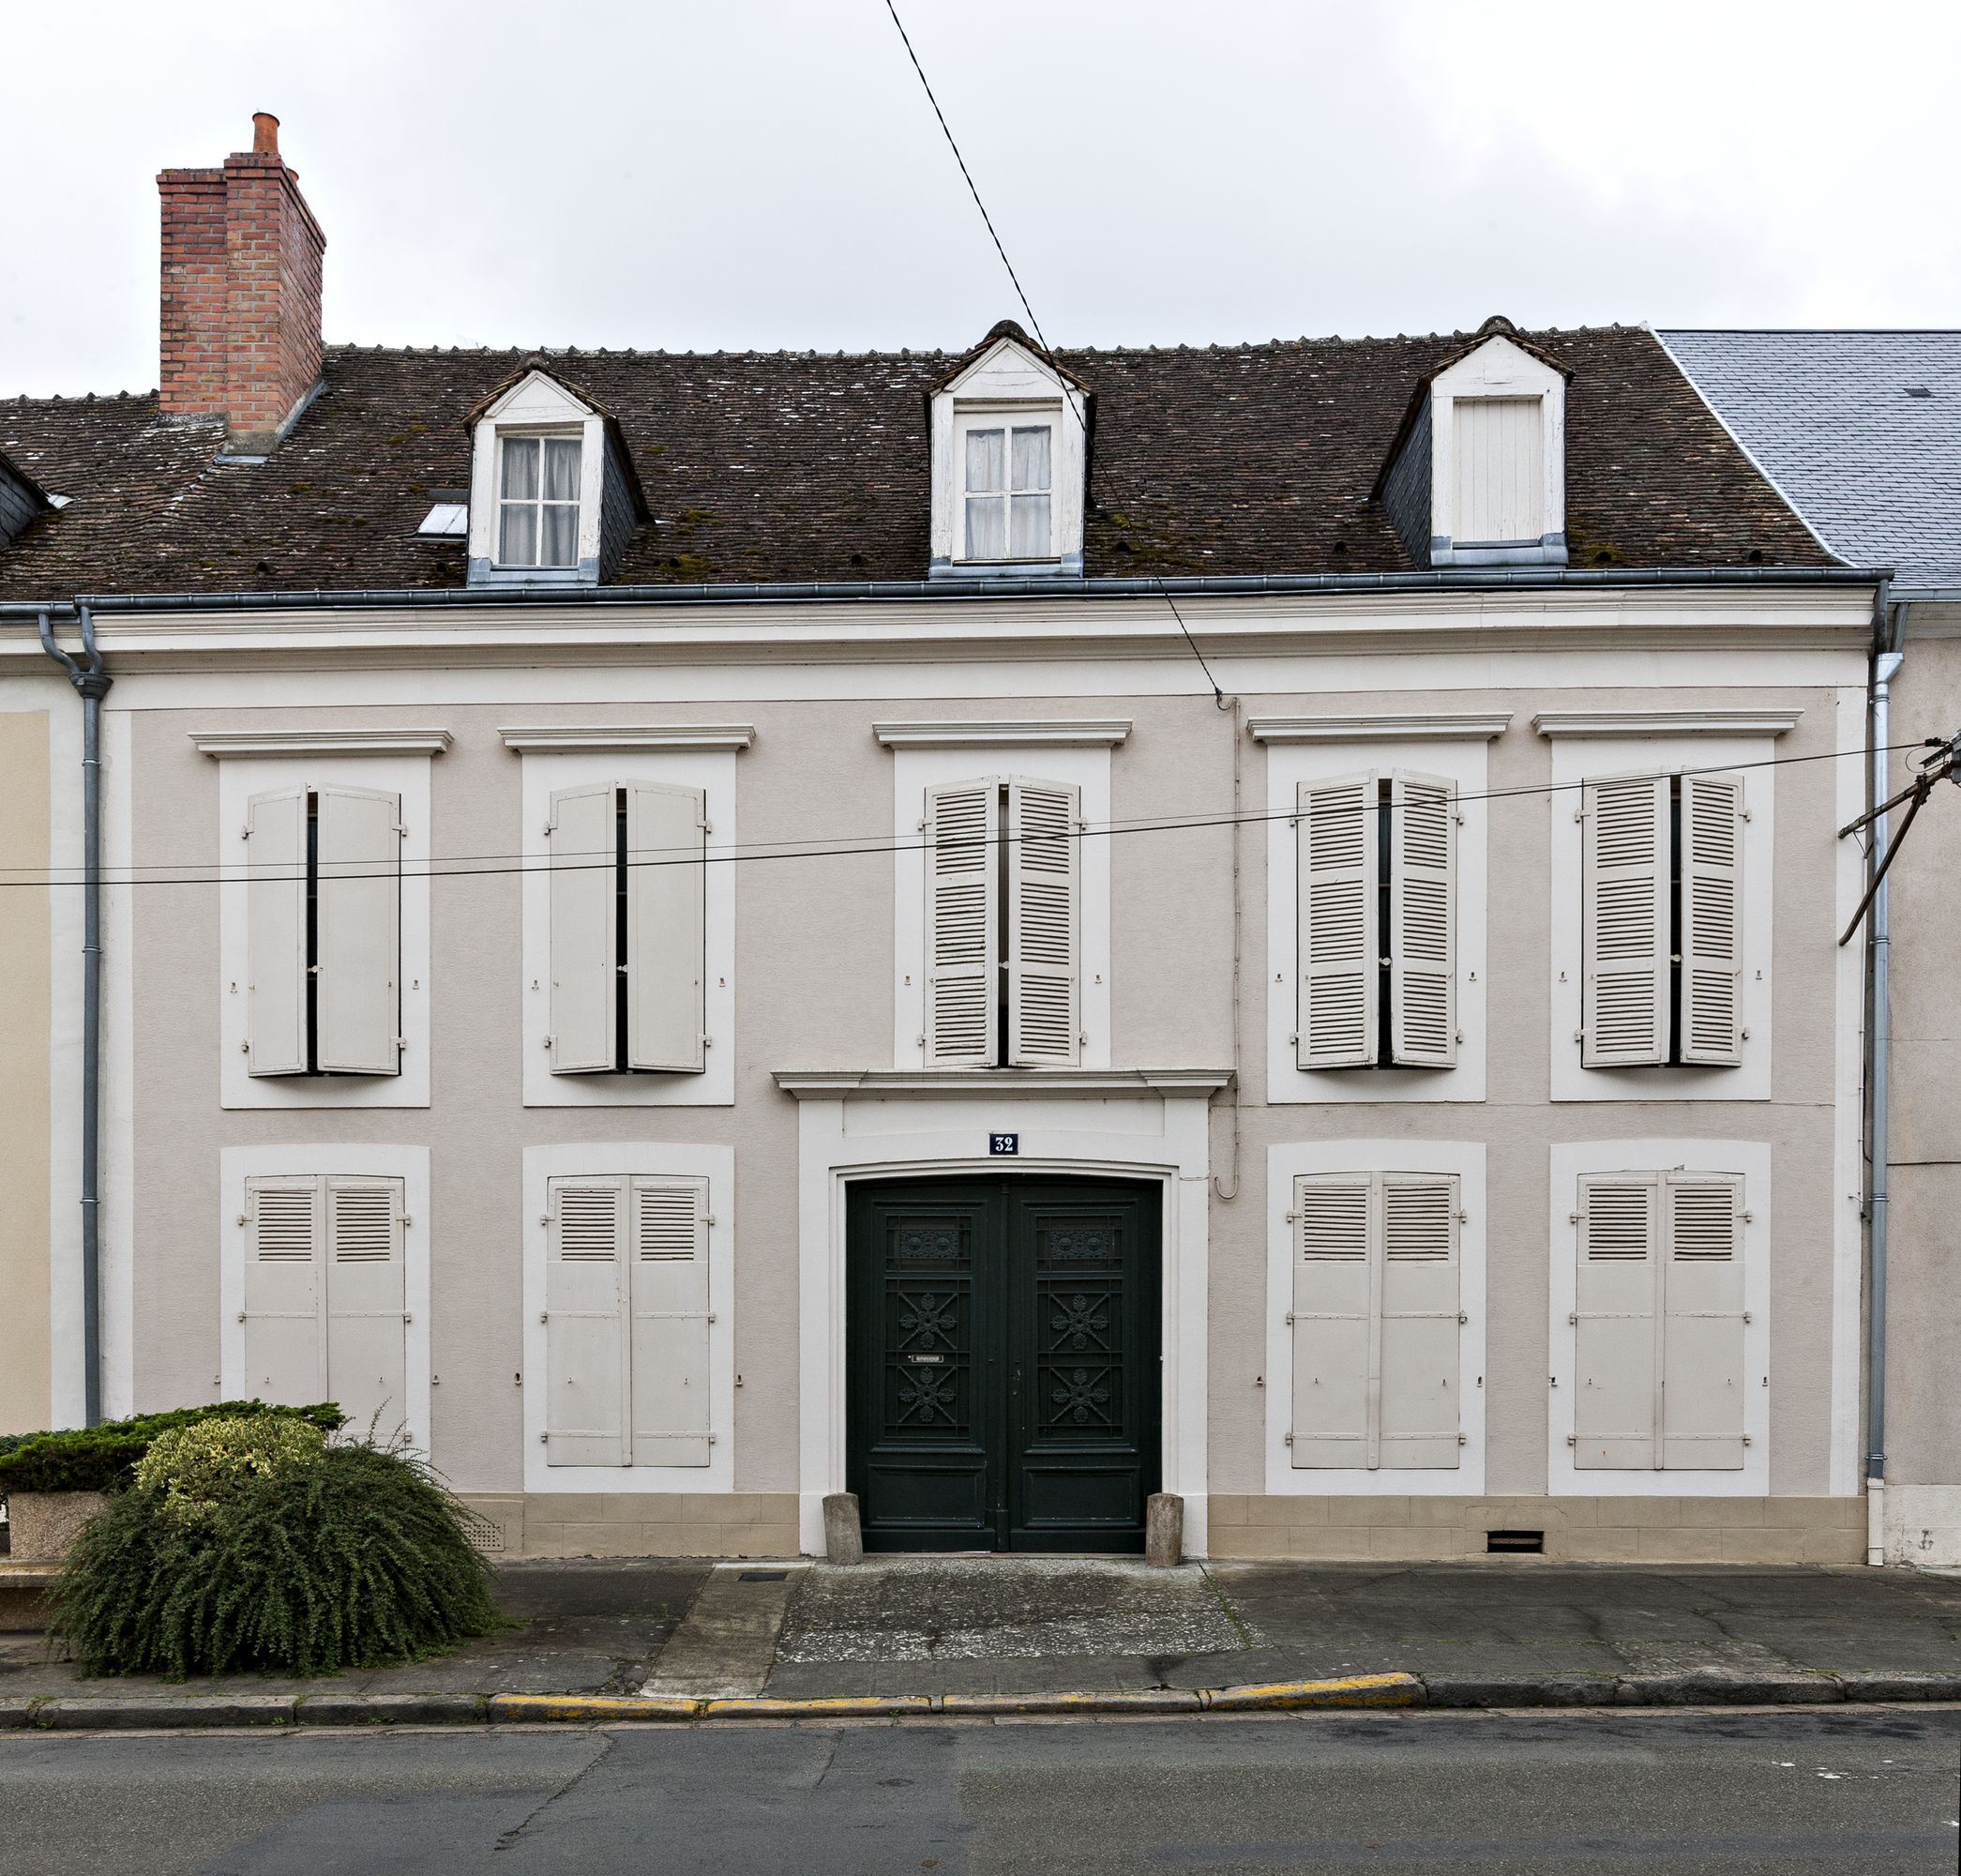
1865, 588, 1905, 1565
36, 605, 109, 1427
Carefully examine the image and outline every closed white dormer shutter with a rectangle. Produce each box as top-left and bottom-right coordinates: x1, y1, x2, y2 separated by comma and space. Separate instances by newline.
626, 781, 707, 1073
548, 783, 617, 1075
1389, 771, 1456, 1067
1297, 774, 1378, 1068
925, 779, 998, 1067
1290, 1174, 1372, 1466
315, 787, 402, 1076
1680, 773, 1743, 1066
1007, 778, 1080, 1067
245, 788, 309, 1077
324, 1175, 406, 1438
629, 1177, 712, 1467
1582, 775, 1669, 1067
545, 1177, 627, 1464
1661, 1173, 1745, 1468
243, 1175, 324, 1403
1574, 1174, 1658, 1468
1378, 1174, 1460, 1469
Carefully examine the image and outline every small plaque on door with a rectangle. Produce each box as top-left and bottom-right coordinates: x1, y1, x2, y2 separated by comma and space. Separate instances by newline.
989, 1133, 1019, 1157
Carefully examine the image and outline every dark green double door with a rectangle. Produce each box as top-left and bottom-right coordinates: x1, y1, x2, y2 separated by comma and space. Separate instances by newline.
847, 1176, 1161, 1552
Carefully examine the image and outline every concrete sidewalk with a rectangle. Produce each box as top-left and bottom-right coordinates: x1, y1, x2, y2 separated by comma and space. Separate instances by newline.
5, 1557, 1961, 1723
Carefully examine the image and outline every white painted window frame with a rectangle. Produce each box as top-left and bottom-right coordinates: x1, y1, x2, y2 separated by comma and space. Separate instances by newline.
1546, 1138, 1770, 1495
518, 747, 736, 1107
1264, 1139, 1486, 1496
1263, 734, 1488, 1103
952, 406, 1058, 564
219, 1142, 431, 1453
466, 370, 609, 583
493, 430, 583, 571
891, 743, 1111, 1070
215, 750, 431, 1111
1547, 732, 1774, 1102
521, 1141, 735, 1494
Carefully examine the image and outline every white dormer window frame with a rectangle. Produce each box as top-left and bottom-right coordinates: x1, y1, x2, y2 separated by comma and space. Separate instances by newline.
495, 429, 583, 569
1427, 336, 1567, 567
930, 336, 1086, 578
467, 370, 612, 586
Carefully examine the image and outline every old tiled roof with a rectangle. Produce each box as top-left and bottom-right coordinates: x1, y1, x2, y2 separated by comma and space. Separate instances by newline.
0, 323, 1833, 600
1660, 329, 1961, 590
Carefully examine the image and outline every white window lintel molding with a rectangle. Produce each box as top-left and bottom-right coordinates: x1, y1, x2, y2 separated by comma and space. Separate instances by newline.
873, 719, 1132, 749
498, 724, 757, 753
775, 1067, 1231, 1099
191, 729, 453, 757
1247, 712, 1512, 744
1532, 709, 1802, 738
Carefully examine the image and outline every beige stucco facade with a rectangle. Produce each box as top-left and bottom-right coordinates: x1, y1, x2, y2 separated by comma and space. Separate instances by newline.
6, 582, 1884, 1559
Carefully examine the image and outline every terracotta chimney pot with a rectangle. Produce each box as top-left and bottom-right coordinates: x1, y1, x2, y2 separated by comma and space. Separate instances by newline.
252, 112, 279, 155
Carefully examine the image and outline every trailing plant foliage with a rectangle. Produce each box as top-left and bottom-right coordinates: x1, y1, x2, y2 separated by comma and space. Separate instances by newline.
135, 1416, 327, 1524
0, 1401, 345, 1496
54, 1431, 498, 1678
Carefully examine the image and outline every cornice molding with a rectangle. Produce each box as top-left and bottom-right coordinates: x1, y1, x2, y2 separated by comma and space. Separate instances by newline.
190, 729, 452, 757
873, 719, 1132, 748
498, 724, 756, 752
773, 1067, 1232, 1099
1531, 708, 1803, 738
1247, 712, 1512, 743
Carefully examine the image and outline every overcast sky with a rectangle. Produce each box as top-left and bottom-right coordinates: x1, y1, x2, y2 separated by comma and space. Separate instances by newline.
4, 0, 1957, 397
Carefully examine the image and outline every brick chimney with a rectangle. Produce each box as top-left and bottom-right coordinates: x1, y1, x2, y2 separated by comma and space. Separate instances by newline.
158, 113, 326, 453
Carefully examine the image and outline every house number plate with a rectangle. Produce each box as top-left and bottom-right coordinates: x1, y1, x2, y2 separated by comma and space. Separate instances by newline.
989, 1132, 1019, 1157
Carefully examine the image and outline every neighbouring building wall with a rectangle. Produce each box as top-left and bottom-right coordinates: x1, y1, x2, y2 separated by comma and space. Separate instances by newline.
0, 706, 52, 1433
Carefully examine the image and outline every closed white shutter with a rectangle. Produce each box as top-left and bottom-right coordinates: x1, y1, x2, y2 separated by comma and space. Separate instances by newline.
315, 787, 402, 1076
1661, 1173, 1745, 1468
1574, 1174, 1659, 1468
545, 1176, 628, 1464
626, 781, 707, 1073
548, 783, 617, 1075
925, 779, 998, 1067
243, 1175, 324, 1403
324, 1176, 406, 1437
1290, 1174, 1372, 1467
1582, 775, 1669, 1067
628, 1177, 712, 1467
1454, 396, 1544, 544
244, 788, 309, 1077
1389, 771, 1456, 1067
1680, 773, 1743, 1067
1297, 774, 1378, 1069
1007, 778, 1080, 1067
1378, 1174, 1460, 1469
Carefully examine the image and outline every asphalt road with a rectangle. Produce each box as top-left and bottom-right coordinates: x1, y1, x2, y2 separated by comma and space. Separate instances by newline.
1, 1707, 1956, 1875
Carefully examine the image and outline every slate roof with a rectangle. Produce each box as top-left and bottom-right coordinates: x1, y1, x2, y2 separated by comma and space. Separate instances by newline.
1660, 329, 1961, 591
0, 323, 1833, 602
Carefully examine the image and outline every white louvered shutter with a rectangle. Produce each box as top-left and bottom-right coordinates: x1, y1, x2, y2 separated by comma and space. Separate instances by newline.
1455, 396, 1544, 544
245, 788, 309, 1077
925, 779, 998, 1067
628, 1177, 712, 1467
1574, 1174, 1659, 1469
243, 1175, 324, 1403
1378, 1174, 1460, 1469
1297, 774, 1378, 1068
1661, 1173, 1745, 1468
548, 783, 617, 1075
324, 1176, 406, 1438
1007, 778, 1081, 1067
545, 1177, 628, 1464
1582, 775, 1669, 1067
1290, 1174, 1372, 1466
1680, 774, 1743, 1067
315, 787, 401, 1076
1389, 771, 1456, 1067
626, 782, 707, 1073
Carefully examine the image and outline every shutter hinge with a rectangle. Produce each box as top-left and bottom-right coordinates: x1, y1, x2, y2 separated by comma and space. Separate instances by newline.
702, 1035, 712, 1049
1742, 1435, 1752, 1445
1741, 808, 1752, 823
241, 1040, 250, 1053
540, 1432, 549, 1444
1285, 1310, 1295, 1325
1574, 1029, 1584, 1043
539, 1311, 549, 1324
1457, 1311, 1468, 1324
236, 1311, 246, 1324
1742, 1311, 1753, 1324
1569, 1310, 1579, 1325
395, 1036, 407, 1051
544, 1035, 553, 1049
1740, 1027, 1751, 1040
917, 818, 927, 833
1457, 1433, 1467, 1445
241, 825, 250, 840
709, 1433, 717, 1445
1567, 1434, 1577, 1445
1284, 1431, 1293, 1446
1742, 1210, 1755, 1223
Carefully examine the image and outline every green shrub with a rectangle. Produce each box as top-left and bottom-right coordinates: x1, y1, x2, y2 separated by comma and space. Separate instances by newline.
0, 1400, 345, 1496
134, 1416, 328, 1525
54, 1431, 498, 1678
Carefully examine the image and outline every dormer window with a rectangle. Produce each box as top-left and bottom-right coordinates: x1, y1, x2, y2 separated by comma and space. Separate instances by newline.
962, 420, 1052, 561
498, 432, 582, 568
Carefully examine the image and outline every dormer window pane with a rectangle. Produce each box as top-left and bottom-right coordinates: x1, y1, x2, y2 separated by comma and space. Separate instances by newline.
498, 433, 582, 568
1009, 425, 1051, 558
961, 421, 1053, 562
965, 429, 1007, 560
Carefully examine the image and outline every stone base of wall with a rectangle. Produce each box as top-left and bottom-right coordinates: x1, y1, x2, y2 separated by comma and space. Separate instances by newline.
1207, 1494, 1866, 1565
1884, 1483, 1961, 1567
454, 1492, 800, 1560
